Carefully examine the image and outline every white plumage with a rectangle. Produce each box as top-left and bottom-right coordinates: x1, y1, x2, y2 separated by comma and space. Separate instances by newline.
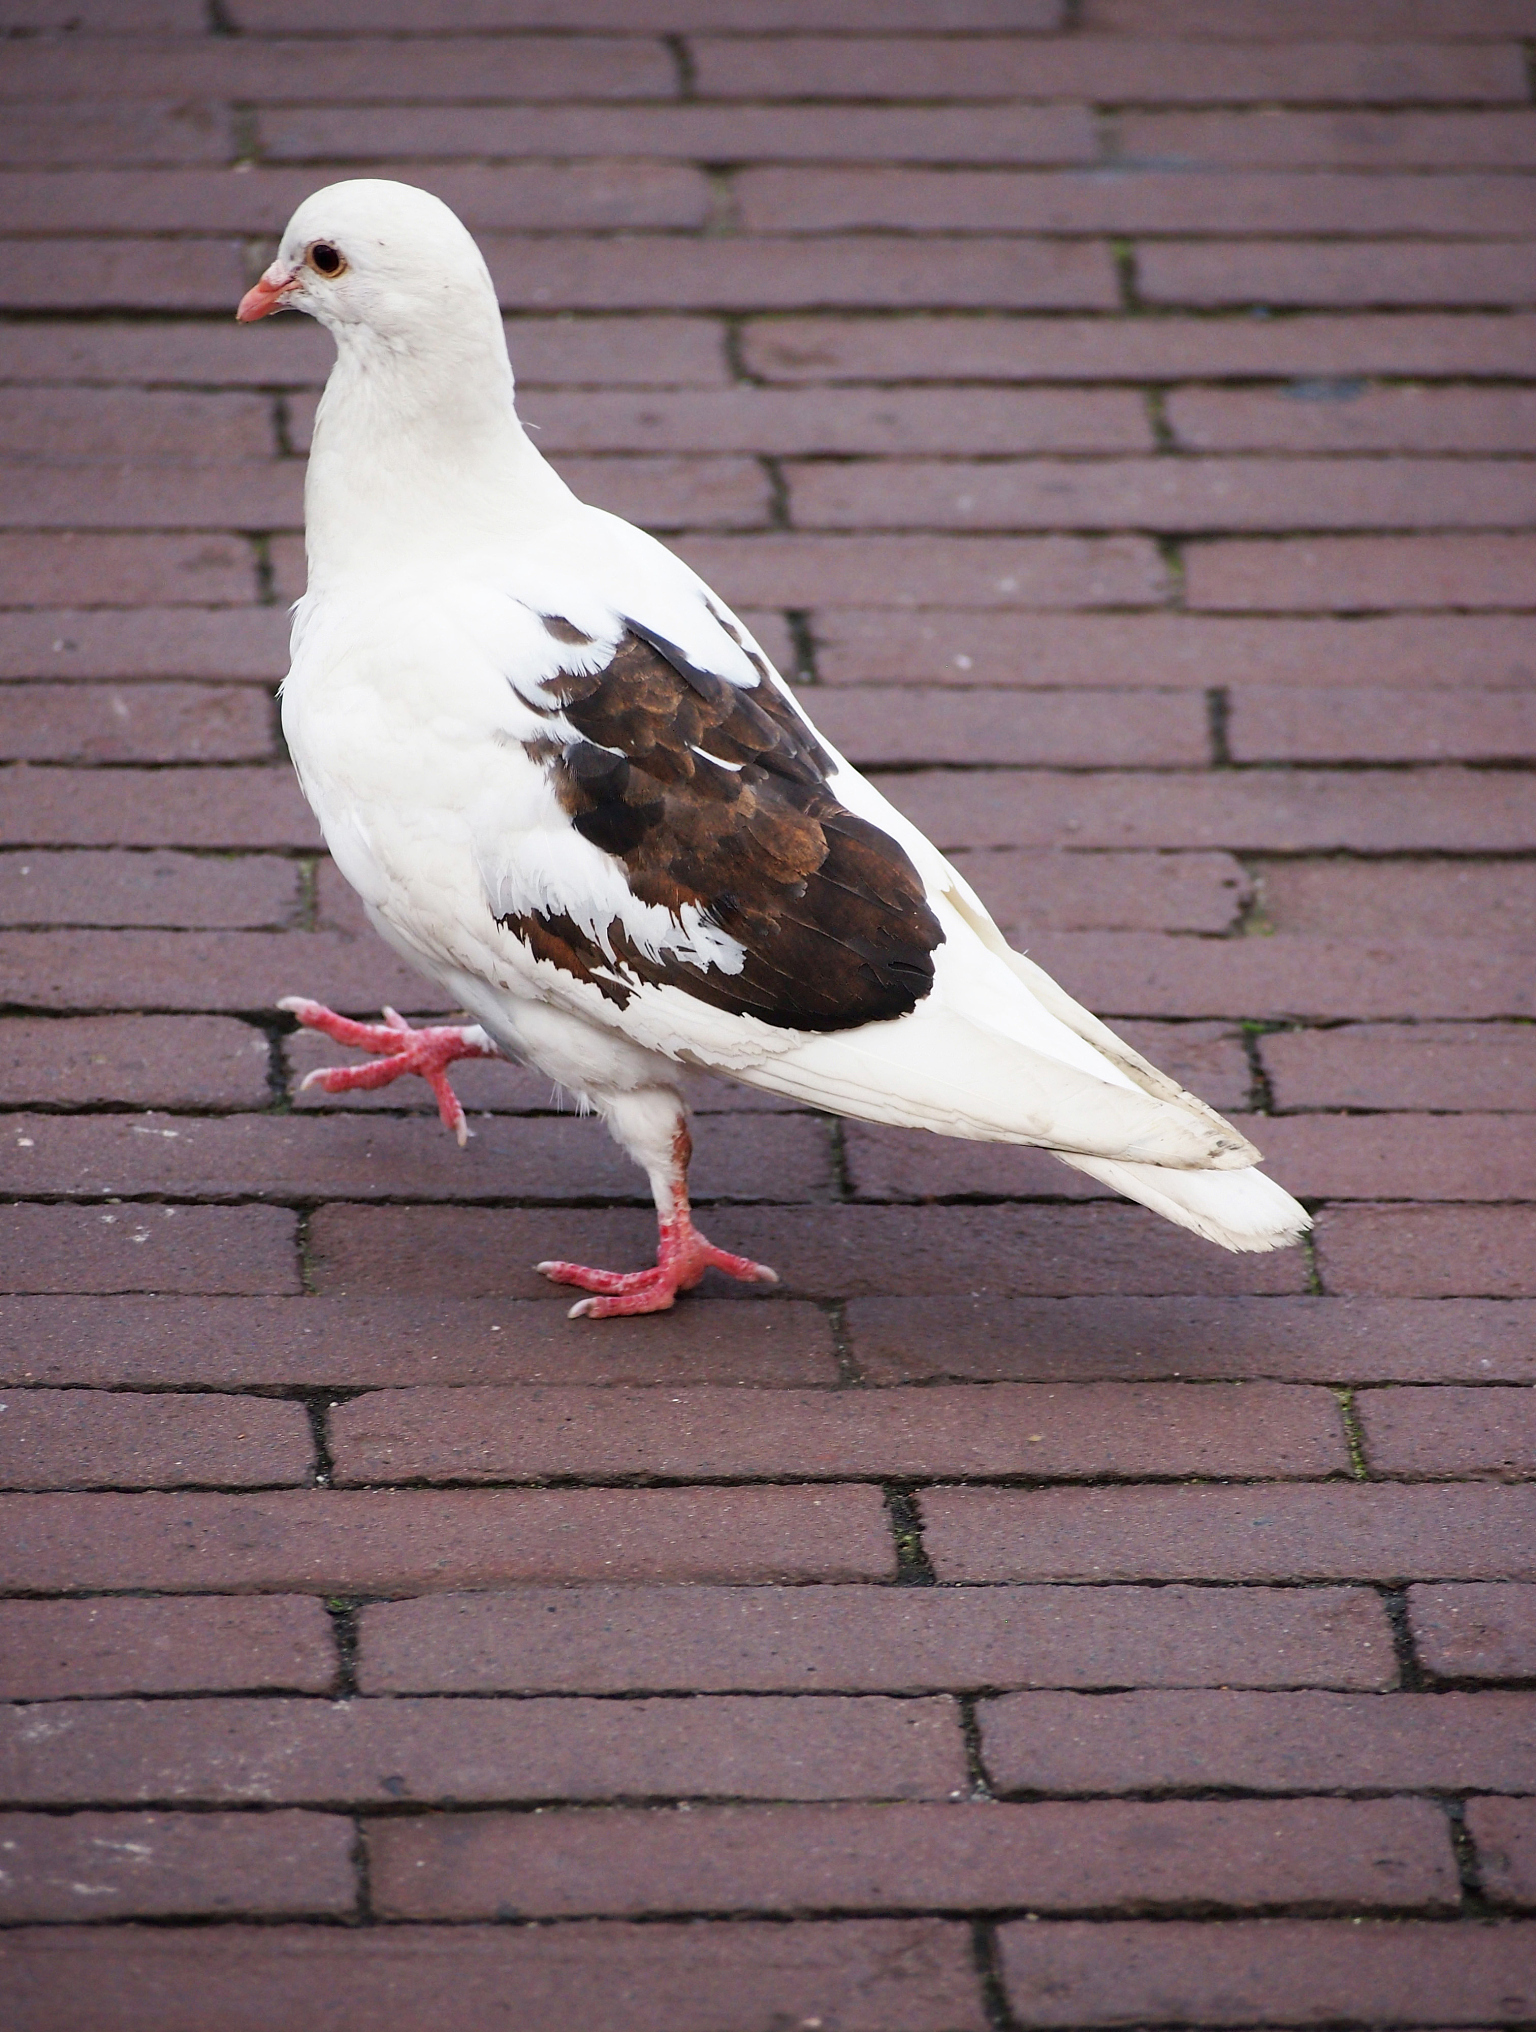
241, 179, 1308, 1317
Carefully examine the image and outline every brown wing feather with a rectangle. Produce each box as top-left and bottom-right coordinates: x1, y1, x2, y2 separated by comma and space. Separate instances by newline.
502, 627, 942, 1032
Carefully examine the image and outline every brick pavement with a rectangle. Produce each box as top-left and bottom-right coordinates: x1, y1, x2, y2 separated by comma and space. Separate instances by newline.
0, 1, 1533, 2025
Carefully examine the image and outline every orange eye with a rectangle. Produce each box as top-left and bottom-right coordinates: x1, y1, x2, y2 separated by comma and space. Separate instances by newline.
306, 241, 346, 278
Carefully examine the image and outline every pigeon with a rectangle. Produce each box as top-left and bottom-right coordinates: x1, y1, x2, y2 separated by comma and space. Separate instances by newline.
239, 179, 1309, 1318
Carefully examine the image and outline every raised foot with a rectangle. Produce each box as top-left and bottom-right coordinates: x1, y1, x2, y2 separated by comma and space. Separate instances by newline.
278, 996, 499, 1146
538, 1220, 778, 1320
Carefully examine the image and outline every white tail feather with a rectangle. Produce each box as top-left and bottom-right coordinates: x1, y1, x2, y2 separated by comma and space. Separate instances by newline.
1056, 1151, 1311, 1253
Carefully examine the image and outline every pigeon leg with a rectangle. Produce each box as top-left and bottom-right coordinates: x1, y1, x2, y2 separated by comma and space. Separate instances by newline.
538, 1114, 778, 1319
279, 997, 501, 1147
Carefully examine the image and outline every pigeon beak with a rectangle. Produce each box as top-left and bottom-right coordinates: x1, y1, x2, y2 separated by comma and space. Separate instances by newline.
237, 265, 299, 322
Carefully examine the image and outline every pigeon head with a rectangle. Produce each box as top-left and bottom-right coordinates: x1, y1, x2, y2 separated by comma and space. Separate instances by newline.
236, 178, 501, 350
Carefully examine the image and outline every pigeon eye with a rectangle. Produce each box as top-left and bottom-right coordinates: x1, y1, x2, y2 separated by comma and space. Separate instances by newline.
306, 241, 346, 278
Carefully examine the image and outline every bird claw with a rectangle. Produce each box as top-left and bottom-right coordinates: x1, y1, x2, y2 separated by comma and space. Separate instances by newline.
538, 1221, 778, 1319
280, 996, 499, 1145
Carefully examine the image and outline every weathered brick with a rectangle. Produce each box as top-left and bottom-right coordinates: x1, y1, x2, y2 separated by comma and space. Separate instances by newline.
0, 387, 274, 463
814, 610, 1536, 689
1255, 861, 1536, 941
979, 1688, 1536, 1795
743, 312, 1536, 383
743, 168, 1536, 238
804, 686, 1210, 767
0, 1205, 299, 1296
1266, 1023, 1536, 1113
1141, 237, 1536, 308
550, 453, 770, 531
329, 1381, 1346, 1486
0, 1015, 271, 1106
693, 34, 1528, 103
923, 1481, 1536, 1581
360, 1582, 1393, 1696
0, 237, 245, 314
0, 1694, 964, 1806
309, 1203, 1309, 1300
0, 852, 301, 933
0, 929, 424, 1015
1319, 1204, 1536, 1297
1408, 1582, 1536, 1679
945, 855, 1251, 936
847, 1295, 1536, 1385
0, 463, 303, 533
0, 606, 291, 681
1470, 1797, 1536, 1907
1231, 685, 1536, 761
998, 1917, 1536, 2025
0, 532, 256, 608
0, 1811, 355, 1921
2, 765, 319, 847
1356, 1386, 1536, 1478
1121, 108, 1536, 171
0, 681, 274, 763
0, 1485, 894, 1592
368, 1797, 1455, 1920
1091, 0, 1536, 32
1170, 382, 1536, 452
0, 1110, 833, 1209
0, 1595, 336, 1699
0, 100, 233, 167
1188, 533, 1536, 610
0, 1388, 312, 1490
0, 1920, 986, 2032
0, 0, 201, 30
235, 0, 1054, 24
0, 1294, 841, 1389
1240, 1112, 1531, 1203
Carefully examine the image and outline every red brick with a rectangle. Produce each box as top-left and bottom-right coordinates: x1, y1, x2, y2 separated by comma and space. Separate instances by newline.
0, 101, 232, 167
998, 1917, 1536, 2025
0, 1595, 336, 1699
1090, 0, 1536, 35
1470, 1797, 1536, 1907
0, 464, 303, 533
805, 687, 1210, 768
237, 0, 1058, 21
2, 765, 319, 846
1170, 382, 1536, 453
1140, 237, 1536, 307
0, 1810, 354, 1922
1408, 1581, 1536, 1678
884, 766, 1531, 853
0, 1205, 298, 1297
0, 1920, 986, 2032
0, 237, 245, 314
0, 606, 291, 681
1190, 533, 1536, 611
1241, 1113, 1531, 1203
309, 1203, 1309, 1301
743, 311, 1536, 383
1, 0, 201, 27
360, 1582, 1392, 1696
0, 682, 274, 763
509, 384, 1153, 457
0, 1693, 963, 1806
979, 1688, 1536, 1795
0, 1294, 840, 1389
1231, 685, 1536, 761
0, 1388, 312, 1491
680, 534, 1164, 608
1319, 1204, 1536, 1297
259, 103, 1092, 167
368, 1797, 1454, 1920
0, 387, 274, 463
0, 532, 256, 608
0, 1485, 893, 1592
0, 1015, 271, 1106
814, 611, 1536, 690
0, 1110, 833, 1209
946, 856, 1251, 936
1120, 107, 1536, 170
1264, 1023, 1536, 1113
1255, 862, 1535, 940
923, 1481, 1536, 1581
693, 35, 1528, 103
330, 1381, 1346, 1486
743, 168, 1536, 238
847, 1295, 1536, 1385
0, 854, 302, 932
554, 453, 770, 531
1356, 1386, 1536, 1477
0, 929, 425, 1014
788, 455, 1535, 533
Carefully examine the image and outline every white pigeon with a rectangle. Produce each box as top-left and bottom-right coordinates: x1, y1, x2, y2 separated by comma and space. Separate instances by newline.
239, 179, 1309, 1318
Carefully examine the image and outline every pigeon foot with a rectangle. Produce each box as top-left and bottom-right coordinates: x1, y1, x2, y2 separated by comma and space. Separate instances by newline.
279, 997, 500, 1146
538, 1215, 778, 1320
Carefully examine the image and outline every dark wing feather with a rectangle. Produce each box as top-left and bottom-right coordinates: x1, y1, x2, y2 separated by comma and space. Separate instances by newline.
504, 627, 942, 1032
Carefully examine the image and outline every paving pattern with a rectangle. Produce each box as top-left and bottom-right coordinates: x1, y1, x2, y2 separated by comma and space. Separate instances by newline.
2, 0, 1535, 2025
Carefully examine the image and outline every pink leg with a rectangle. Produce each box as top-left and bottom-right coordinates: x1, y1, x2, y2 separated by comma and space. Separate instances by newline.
538, 1123, 778, 1319
279, 997, 501, 1147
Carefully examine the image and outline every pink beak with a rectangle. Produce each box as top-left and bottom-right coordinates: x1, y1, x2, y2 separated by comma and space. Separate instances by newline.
237, 267, 297, 322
